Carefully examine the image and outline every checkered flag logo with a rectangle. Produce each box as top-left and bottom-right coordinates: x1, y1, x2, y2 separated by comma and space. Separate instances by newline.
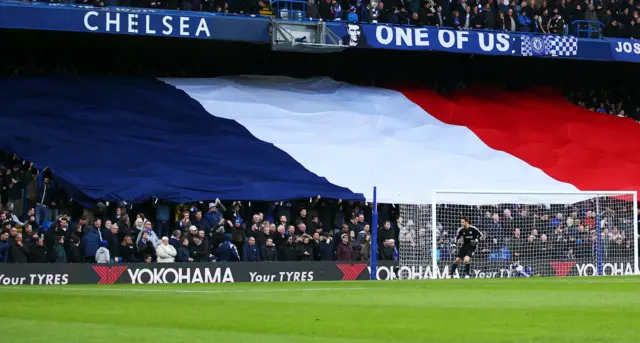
521, 35, 578, 57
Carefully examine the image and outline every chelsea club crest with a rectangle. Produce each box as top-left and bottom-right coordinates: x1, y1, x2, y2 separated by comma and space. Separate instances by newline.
531, 36, 544, 54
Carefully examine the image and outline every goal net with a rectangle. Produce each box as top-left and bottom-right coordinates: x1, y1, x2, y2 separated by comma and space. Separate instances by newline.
398, 191, 639, 279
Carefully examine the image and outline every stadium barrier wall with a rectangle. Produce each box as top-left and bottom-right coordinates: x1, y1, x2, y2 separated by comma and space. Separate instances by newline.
0, 258, 634, 285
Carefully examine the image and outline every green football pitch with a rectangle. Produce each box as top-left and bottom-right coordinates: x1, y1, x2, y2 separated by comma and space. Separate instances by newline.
1, 277, 639, 343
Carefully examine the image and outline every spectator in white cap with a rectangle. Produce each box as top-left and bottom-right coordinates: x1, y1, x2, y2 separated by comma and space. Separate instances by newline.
185, 225, 198, 244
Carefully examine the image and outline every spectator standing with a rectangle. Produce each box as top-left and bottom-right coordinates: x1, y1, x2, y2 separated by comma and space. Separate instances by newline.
35, 176, 57, 225
0, 232, 8, 262
53, 236, 67, 263
137, 221, 160, 249
137, 232, 156, 261
95, 240, 110, 264
243, 236, 261, 262
261, 237, 277, 261
82, 227, 100, 263
29, 237, 49, 263
204, 199, 225, 233
9, 233, 29, 263
295, 236, 313, 261
104, 224, 120, 260
278, 236, 296, 261
361, 233, 372, 261
336, 233, 353, 261
169, 230, 181, 251
156, 236, 177, 263
189, 236, 209, 262
120, 235, 136, 263
216, 234, 240, 262
379, 238, 398, 261
319, 233, 334, 260
6, 164, 26, 217
67, 237, 81, 263
177, 238, 193, 262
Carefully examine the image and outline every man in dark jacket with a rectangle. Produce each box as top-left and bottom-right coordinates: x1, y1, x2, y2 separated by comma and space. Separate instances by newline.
379, 239, 398, 261
319, 234, 334, 261
261, 238, 277, 261
216, 234, 240, 262
278, 237, 296, 261
9, 233, 29, 263
35, 176, 57, 225
53, 236, 67, 263
104, 224, 120, 261
243, 237, 261, 262
169, 230, 181, 251
190, 236, 210, 262
81, 228, 101, 263
377, 221, 396, 246
336, 234, 353, 261
0, 232, 8, 262
176, 238, 193, 262
29, 237, 49, 263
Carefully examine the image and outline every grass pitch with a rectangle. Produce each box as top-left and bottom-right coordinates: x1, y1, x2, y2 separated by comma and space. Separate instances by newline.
0, 277, 639, 343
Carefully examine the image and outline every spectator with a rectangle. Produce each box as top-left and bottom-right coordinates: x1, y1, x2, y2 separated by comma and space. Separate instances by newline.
336, 233, 353, 261
120, 235, 136, 263
177, 210, 192, 232
505, 8, 517, 31
243, 236, 261, 262
379, 238, 398, 261
549, 10, 565, 35
35, 176, 57, 225
204, 199, 225, 233
169, 230, 181, 251
137, 231, 155, 261
156, 236, 177, 263
216, 234, 240, 262
137, 220, 160, 249
377, 220, 396, 246
104, 223, 120, 260
53, 236, 67, 263
6, 164, 26, 217
177, 237, 193, 262
307, 0, 320, 19
295, 235, 313, 261
29, 237, 49, 263
82, 227, 101, 263
0, 231, 8, 263
190, 236, 210, 262
319, 233, 334, 260
9, 233, 28, 263
95, 240, 110, 264
67, 237, 82, 263
278, 236, 296, 261
261, 237, 277, 261
360, 233, 372, 261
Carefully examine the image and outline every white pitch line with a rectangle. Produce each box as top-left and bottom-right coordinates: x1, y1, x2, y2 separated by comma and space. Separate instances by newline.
0, 286, 371, 294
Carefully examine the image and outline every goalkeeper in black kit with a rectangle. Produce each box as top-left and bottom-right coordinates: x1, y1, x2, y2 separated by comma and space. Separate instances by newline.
449, 217, 483, 279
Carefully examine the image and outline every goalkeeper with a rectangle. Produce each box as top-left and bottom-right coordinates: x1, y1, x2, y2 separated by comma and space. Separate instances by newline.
449, 217, 483, 278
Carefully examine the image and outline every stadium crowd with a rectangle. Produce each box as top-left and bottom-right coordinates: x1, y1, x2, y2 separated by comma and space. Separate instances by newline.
41, 0, 638, 38
0, 157, 403, 263
1, 152, 637, 265
566, 87, 640, 121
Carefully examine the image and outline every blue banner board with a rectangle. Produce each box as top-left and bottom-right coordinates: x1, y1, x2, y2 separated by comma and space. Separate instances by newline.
0, 1, 638, 63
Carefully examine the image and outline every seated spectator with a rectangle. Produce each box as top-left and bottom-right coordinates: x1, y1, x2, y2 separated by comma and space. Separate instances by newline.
156, 236, 177, 263
243, 236, 261, 262
95, 240, 110, 264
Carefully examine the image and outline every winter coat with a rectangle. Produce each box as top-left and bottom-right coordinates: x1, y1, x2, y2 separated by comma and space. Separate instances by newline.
9, 242, 29, 263
136, 229, 160, 249
295, 243, 313, 261
104, 231, 120, 258
243, 243, 261, 262
54, 243, 67, 263
319, 239, 334, 261
95, 247, 110, 263
137, 240, 155, 260
216, 241, 240, 262
29, 245, 49, 263
0, 240, 8, 262
336, 241, 353, 261
177, 246, 192, 262
189, 241, 209, 262
261, 245, 277, 261
120, 243, 136, 263
156, 243, 177, 263
82, 230, 101, 258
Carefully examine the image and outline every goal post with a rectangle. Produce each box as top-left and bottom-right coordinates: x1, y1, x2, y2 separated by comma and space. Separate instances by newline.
397, 190, 639, 279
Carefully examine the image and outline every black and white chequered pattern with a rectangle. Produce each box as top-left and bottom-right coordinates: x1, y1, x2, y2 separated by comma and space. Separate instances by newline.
521, 35, 578, 57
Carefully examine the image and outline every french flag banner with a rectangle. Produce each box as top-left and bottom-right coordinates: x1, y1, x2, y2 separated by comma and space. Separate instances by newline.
0, 76, 639, 205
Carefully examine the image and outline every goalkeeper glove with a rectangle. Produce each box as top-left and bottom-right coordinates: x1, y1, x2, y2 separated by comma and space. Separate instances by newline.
470, 239, 478, 247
